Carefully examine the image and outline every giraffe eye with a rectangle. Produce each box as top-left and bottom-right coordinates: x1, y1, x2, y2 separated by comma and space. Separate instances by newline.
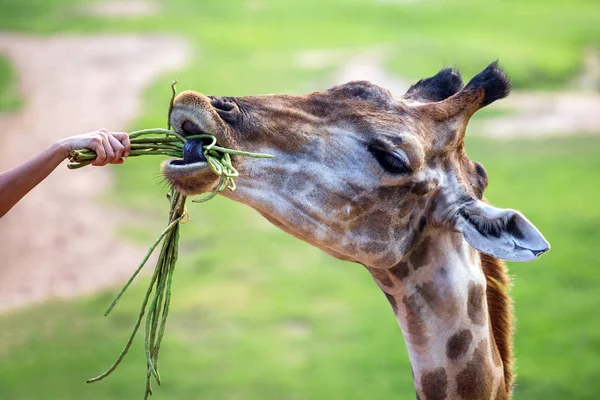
368, 144, 411, 174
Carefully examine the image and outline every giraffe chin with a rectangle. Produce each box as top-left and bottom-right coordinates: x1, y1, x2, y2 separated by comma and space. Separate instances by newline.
161, 159, 219, 196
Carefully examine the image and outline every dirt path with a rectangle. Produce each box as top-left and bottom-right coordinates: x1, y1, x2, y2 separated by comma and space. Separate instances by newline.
476, 91, 600, 137
0, 34, 189, 312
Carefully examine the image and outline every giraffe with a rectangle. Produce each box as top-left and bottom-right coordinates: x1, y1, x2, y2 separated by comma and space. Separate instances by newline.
162, 62, 550, 399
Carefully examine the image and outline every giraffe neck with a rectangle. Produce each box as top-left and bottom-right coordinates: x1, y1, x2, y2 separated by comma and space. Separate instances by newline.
367, 230, 509, 400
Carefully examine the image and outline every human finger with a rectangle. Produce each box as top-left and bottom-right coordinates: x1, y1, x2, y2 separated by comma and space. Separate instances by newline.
112, 132, 130, 157
90, 135, 107, 166
102, 133, 117, 164
107, 133, 125, 162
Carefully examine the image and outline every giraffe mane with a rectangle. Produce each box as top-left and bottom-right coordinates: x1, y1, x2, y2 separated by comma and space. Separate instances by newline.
480, 252, 515, 394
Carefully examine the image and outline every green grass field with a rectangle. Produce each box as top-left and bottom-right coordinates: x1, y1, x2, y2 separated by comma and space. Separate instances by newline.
1, 0, 599, 399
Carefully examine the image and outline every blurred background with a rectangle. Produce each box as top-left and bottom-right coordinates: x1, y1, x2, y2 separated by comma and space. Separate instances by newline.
0, 0, 599, 399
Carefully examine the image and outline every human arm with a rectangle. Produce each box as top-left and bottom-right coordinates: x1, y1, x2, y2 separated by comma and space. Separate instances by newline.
0, 129, 130, 218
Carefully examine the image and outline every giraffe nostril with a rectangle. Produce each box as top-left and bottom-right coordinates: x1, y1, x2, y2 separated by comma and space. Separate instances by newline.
211, 97, 235, 111
182, 120, 202, 135
210, 97, 239, 123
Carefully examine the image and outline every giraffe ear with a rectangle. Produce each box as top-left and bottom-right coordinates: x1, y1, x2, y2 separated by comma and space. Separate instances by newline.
404, 67, 464, 103
455, 200, 550, 262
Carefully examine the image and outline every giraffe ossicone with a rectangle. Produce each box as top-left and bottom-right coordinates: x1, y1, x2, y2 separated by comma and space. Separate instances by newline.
163, 61, 550, 399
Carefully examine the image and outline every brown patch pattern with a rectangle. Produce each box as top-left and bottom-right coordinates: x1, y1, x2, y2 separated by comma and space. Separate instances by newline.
416, 281, 441, 309
467, 282, 486, 325
390, 261, 410, 280
456, 339, 494, 400
409, 236, 432, 270
420, 368, 448, 400
402, 293, 427, 346
417, 280, 459, 319
446, 329, 473, 360
368, 267, 393, 288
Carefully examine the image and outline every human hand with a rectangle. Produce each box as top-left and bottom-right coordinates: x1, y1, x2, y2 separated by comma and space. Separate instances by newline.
57, 129, 131, 166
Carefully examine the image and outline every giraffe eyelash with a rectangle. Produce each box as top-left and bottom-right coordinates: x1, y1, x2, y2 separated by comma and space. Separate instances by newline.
368, 143, 412, 174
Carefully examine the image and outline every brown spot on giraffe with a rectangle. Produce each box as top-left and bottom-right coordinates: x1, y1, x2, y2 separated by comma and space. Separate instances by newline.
415, 281, 441, 308
467, 282, 486, 326
409, 236, 433, 270
416, 280, 459, 319
368, 266, 394, 288
390, 261, 410, 281
420, 368, 448, 400
456, 338, 495, 400
446, 328, 473, 360
403, 293, 428, 346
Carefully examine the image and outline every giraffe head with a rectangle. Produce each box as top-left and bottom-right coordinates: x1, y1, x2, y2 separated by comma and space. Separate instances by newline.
163, 62, 549, 267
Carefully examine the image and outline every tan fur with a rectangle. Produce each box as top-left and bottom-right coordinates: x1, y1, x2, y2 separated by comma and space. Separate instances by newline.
480, 252, 514, 394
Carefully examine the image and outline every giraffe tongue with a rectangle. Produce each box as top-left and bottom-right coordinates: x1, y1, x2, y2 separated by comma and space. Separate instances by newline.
182, 138, 208, 164
170, 138, 207, 165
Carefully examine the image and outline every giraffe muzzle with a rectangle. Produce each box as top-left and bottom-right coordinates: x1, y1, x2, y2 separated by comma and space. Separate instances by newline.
167, 120, 212, 170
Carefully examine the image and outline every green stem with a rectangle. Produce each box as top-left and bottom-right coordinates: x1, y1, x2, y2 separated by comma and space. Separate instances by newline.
130, 143, 182, 151
104, 216, 184, 316
86, 254, 165, 384
152, 196, 185, 365
168, 80, 177, 130
144, 235, 171, 384
208, 145, 276, 158
129, 128, 185, 142
131, 137, 182, 144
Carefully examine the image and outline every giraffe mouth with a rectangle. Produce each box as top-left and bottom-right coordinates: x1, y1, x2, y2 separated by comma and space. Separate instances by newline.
161, 119, 222, 195
167, 137, 209, 169
166, 120, 212, 172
